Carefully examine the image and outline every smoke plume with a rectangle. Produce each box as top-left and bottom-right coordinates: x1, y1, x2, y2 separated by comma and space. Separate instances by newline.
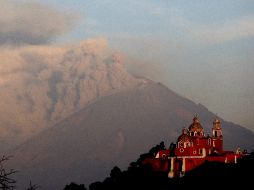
0, 38, 144, 149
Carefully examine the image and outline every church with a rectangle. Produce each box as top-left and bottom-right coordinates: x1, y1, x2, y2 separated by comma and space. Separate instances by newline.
143, 116, 246, 178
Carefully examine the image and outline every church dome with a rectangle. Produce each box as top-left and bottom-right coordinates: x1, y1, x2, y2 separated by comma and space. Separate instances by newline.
213, 118, 221, 129
188, 116, 204, 136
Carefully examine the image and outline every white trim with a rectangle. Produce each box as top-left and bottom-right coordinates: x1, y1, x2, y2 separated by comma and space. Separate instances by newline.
168, 155, 206, 159
182, 158, 186, 172
168, 158, 175, 178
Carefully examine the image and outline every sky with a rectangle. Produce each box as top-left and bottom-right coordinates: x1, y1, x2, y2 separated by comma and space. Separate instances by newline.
2, 0, 254, 131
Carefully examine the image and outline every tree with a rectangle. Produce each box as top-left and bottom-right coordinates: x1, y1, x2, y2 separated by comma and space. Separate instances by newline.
0, 156, 16, 190
63, 182, 87, 190
110, 166, 121, 179
26, 181, 40, 190
89, 182, 103, 190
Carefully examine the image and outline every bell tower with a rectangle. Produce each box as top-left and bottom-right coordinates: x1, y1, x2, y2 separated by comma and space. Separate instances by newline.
212, 118, 223, 152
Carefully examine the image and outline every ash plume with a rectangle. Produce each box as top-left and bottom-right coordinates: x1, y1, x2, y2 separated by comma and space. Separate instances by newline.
0, 38, 144, 148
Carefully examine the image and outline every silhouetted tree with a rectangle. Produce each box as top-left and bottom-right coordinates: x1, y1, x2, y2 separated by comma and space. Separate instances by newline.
148, 141, 166, 156
26, 181, 40, 190
169, 143, 176, 157
63, 182, 87, 190
110, 166, 121, 179
89, 181, 103, 190
159, 141, 166, 150
0, 156, 16, 190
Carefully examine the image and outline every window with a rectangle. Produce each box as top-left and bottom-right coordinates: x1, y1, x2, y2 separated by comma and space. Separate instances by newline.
208, 138, 211, 146
199, 149, 203, 155
193, 150, 196, 154
179, 142, 183, 147
162, 154, 166, 159
184, 142, 190, 148
180, 148, 184, 153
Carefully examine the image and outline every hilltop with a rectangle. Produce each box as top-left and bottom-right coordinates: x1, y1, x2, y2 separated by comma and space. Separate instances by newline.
67, 143, 254, 190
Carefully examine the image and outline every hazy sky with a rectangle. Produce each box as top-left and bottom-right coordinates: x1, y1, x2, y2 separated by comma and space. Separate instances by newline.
4, 0, 254, 131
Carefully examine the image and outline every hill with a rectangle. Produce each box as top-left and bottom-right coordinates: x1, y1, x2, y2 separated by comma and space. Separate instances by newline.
87, 150, 254, 190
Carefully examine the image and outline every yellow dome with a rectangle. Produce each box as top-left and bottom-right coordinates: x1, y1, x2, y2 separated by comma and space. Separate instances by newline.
213, 118, 221, 129
188, 116, 204, 135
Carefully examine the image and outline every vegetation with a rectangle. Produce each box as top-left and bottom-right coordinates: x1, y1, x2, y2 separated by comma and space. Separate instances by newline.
63, 142, 254, 190
0, 156, 16, 190
63, 183, 87, 190
2, 143, 254, 190
26, 181, 40, 190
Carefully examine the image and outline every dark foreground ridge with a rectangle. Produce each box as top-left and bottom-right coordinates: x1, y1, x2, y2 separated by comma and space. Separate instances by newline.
64, 143, 254, 190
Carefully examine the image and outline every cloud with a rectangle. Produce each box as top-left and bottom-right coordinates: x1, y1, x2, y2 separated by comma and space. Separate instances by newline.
0, 0, 76, 46
191, 15, 254, 44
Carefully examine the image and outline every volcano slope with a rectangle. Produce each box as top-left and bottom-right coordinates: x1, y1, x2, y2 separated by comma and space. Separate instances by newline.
8, 81, 254, 190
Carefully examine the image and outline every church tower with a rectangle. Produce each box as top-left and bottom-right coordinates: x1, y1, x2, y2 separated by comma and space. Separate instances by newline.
212, 118, 223, 152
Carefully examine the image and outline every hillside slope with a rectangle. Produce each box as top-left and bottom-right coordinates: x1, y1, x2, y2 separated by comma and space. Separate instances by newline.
7, 82, 254, 190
